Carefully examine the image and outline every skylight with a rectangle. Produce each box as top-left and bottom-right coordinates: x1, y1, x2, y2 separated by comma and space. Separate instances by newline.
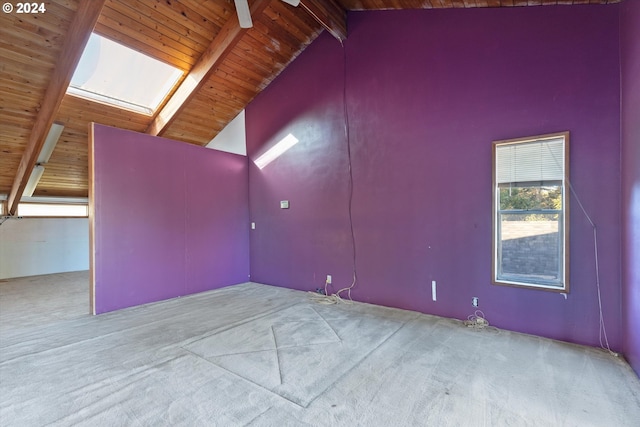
67, 33, 183, 115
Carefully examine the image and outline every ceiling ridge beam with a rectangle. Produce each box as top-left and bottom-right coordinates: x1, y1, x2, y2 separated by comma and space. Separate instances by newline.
300, 0, 347, 42
146, 0, 272, 137
6, 0, 106, 216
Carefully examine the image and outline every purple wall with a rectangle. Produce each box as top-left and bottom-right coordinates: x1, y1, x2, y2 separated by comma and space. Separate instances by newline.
92, 124, 249, 314
247, 6, 623, 349
621, 0, 640, 377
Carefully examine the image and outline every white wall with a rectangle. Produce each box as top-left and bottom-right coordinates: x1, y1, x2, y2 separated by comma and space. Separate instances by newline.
205, 110, 247, 156
0, 218, 89, 279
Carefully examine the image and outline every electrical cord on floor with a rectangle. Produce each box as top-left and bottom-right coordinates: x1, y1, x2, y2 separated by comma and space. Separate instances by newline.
545, 144, 618, 358
463, 310, 490, 330
308, 275, 355, 305
569, 181, 618, 357
309, 41, 358, 307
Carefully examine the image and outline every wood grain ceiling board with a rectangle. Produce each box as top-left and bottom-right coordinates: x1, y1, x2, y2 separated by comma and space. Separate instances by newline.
162, 0, 324, 147
0, 0, 76, 195
94, 0, 224, 72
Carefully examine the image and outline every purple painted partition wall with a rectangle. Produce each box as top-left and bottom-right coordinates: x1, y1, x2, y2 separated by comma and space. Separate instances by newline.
247, 6, 623, 349
92, 124, 249, 314
621, 0, 640, 377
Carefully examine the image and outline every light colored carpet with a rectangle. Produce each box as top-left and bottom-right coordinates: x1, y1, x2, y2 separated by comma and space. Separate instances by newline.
1, 271, 639, 426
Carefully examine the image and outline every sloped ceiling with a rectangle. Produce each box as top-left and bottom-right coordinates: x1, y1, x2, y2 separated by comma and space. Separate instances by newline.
0, 0, 619, 212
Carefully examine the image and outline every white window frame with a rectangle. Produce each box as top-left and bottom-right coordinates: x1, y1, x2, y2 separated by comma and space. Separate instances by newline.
492, 132, 570, 292
67, 33, 183, 116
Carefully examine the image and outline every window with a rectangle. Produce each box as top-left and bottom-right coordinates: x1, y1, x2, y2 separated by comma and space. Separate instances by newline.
67, 33, 183, 115
17, 203, 88, 218
492, 132, 569, 292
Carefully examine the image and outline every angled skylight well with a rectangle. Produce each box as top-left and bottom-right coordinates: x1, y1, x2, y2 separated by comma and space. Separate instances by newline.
67, 33, 183, 115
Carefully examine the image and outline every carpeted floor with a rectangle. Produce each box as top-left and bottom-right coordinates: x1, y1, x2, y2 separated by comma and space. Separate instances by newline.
1, 271, 639, 426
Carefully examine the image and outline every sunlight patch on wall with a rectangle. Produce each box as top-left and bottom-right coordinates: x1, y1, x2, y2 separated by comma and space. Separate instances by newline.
254, 133, 299, 169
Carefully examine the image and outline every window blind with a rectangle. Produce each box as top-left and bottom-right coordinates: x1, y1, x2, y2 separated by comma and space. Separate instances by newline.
496, 137, 564, 185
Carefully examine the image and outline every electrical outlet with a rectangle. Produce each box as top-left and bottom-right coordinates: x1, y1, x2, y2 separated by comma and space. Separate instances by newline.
472, 297, 479, 307
431, 280, 437, 301
251, 222, 256, 229
326, 275, 332, 284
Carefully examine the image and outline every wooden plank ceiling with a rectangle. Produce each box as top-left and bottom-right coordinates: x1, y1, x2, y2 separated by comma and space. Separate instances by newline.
0, 0, 620, 205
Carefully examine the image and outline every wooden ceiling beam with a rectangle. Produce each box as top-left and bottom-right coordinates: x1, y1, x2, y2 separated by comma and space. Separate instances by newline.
146, 0, 272, 137
6, 0, 106, 215
300, 0, 347, 42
